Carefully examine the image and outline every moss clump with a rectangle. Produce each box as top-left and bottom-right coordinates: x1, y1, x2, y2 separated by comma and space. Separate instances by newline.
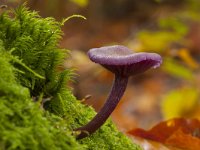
0, 5, 141, 150
0, 43, 83, 150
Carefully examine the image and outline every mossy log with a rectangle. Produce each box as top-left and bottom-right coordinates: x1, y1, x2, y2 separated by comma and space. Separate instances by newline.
0, 5, 141, 150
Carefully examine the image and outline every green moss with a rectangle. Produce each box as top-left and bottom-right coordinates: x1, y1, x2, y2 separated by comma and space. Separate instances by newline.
0, 5, 141, 150
47, 90, 141, 150
0, 47, 83, 150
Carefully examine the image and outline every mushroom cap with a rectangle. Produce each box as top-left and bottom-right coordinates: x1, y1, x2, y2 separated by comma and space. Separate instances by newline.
88, 45, 162, 77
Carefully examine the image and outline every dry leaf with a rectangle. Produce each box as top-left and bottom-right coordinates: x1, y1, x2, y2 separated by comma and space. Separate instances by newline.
128, 118, 200, 150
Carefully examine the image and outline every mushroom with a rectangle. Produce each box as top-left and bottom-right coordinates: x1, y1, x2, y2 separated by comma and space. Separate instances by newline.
75, 45, 162, 139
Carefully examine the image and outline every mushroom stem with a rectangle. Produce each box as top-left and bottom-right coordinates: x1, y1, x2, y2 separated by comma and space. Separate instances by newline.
75, 75, 128, 139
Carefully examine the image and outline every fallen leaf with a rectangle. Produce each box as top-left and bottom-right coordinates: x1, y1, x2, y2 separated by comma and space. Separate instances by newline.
162, 58, 194, 81
128, 118, 200, 150
178, 48, 199, 69
161, 87, 199, 119
166, 129, 200, 150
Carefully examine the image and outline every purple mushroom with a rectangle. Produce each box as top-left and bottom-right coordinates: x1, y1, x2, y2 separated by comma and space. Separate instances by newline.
75, 45, 162, 139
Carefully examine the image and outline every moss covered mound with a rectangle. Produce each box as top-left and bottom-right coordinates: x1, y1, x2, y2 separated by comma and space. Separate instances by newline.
0, 5, 141, 150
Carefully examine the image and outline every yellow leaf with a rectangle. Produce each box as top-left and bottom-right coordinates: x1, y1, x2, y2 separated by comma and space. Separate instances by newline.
162, 58, 194, 80
70, 0, 89, 7
161, 87, 199, 119
136, 31, 181, 52
178, 48, 199, 69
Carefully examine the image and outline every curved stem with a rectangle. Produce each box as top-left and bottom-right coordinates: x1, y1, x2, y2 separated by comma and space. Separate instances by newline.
75, 75, 128, 139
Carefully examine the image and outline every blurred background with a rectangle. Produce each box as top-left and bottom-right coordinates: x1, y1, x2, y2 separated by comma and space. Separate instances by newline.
2, 0, 200, 132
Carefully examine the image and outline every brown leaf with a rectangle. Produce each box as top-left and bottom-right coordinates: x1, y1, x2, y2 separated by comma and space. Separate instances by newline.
128, 118, 200, 150
166, 129, 200, 150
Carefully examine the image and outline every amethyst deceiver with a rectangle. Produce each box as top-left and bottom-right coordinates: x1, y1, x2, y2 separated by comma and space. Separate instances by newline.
75, 45, 162, 139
